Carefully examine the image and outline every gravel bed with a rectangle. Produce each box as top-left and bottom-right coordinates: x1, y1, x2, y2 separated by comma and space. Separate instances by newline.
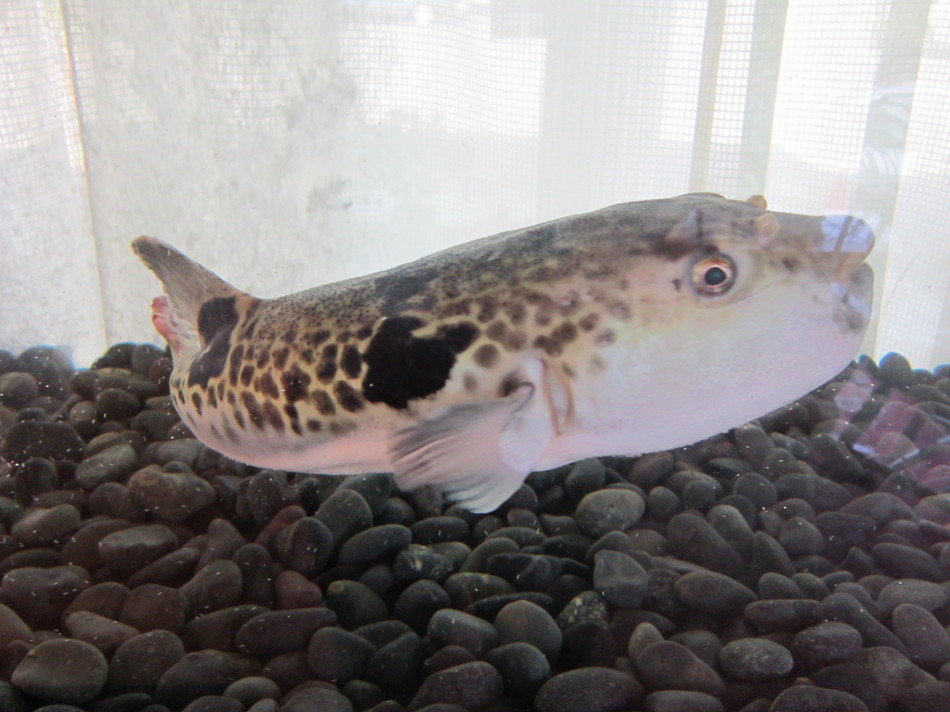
1, 343, 949, 712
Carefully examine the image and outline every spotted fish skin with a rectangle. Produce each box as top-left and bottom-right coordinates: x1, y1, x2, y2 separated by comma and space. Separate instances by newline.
133, 193, 874, 512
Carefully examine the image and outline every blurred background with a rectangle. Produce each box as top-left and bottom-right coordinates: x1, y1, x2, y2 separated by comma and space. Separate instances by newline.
1, 0, 948, 368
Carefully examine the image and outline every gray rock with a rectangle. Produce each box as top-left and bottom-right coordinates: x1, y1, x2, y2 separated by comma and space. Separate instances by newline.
10, 504, 80, 547
11, 638, 107, 704
718, 638, 792, 682
106, 630, 185, 694
575, 488, 645, 538
483, 642, 551, 700
127, 466, 215, 523
408, 661, 503, 711
97, 524, 178, 576
891, 604, 950, 670
307, 627, 376, 684
593, 549, 649, 608
858, 646, 935, 703
427, 608, 499, 658
636, 641, 725, 696
534, 667, 643, 712
63, 611, 139, 655
877, 578, 948, 614
745, 599, 822, 632
791, 621, 863, 668
0, 565, 90, 630
667, 513, 744, 578
494, 599, 562, 664
75, 445, 138, 489
234, 607, 337, 657
180, 560, 243, 616
154, 651, 261, 708
768, 684, 869, 711
645, 690, 723, 712
673, 570, 757, 615
118, 583, 188, 633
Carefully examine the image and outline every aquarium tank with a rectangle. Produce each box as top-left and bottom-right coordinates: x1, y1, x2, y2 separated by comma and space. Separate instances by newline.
1, 2, 949, 711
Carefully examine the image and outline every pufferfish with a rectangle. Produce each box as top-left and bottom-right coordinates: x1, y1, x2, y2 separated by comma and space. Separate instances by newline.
132, 193, 874, 512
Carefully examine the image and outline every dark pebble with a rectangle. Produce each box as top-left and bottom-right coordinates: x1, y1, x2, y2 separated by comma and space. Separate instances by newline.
128, 546, 201, 588
768, 684, 870, 712
180, 560, 243, 616
87, 691, 156, 712
897, 681, 950, 712
859, 646, 934, 702
307, 626, 376, 683
667, 513, 744, 578
644, 690, 724, 712
0, 372, 39, 409
180, 696, 243, 712
278, 685, 353, 712
486, 551, 558, 591
744, 598, 821, 632
154, 651, 261, 708
13, 457, 59, 503
408, 661, 503, 710
1, 420, 85, 464
232, 544, 277, 608
222, 676, 281, 707
257, 650, 311, 692
575, 488, 645, 538
180, 604, 268, 652
339, 524, 413, 565
707, 504, 754, 560
107, 630, 185, 694
239, 471, 293, 526
749, 531, 795, 579
718, 638, 792, 682
315, 488, 374, 544
63, 580, 129, 621
443, 572, 514, 609
878, 578, 947, 613
12, 638, 108, 704
127, 466, 215, 523
556, 590, 610, 630
560, 620, 614, 669
393, 544, 454, 584
393, 579, 451, 633
427, 608, 499, 658
75, 445, 138, 489
337, 473, 394, 516
0, 565, 90, 629
790, 621, 862, 668
636, 641, 724, 696
871, 542, 944, 582
0, 602, 31, 649
647, 486, 682, 523
494, 599, 562, 664
326, 579, 390, 628
563, 459, 606, 501
273, 516, 334, 577
483, 642, 551, 700
593, 549, 649, 608
410, 516, 470, 544
119, 583, 189, 632
534, 667, 643, 712
64, 611, 139, 655
273, 569, 321, 609
234, 607, 337, 656
778, 516, 825, 556
673, 570, 757, 615
97, 524, 178, 576
11, 503, 81, 547
366, 631, 424, 697
196, 519, 245, 569
891, 604, 950, 670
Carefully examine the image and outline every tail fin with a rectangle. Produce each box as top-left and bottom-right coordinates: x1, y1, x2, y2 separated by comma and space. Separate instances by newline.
132, 236, 249, 355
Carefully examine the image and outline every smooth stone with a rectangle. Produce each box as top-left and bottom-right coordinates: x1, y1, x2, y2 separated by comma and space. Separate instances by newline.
11, 504, 81, 547
273, 517, 334, 577
154, 651, 261, 708
107, 630, 185, 694
575, 489, 645, 538
636, 641, 724, 696
667, 513, 744, 578
393, 544, 455, 584
232, 545, 277, 609
593, 549, 649, 608
366, 631, 424, 696
563, 459, 607, 501
408, 661, 503, 711
791, 621, 862, 668
822, 592, 908, 655
75, 445, 138, 489
645, 690, 724, 712
0, 565, 90, 629
670, 629, 721, 671
180, 604, 268, 652
768, 684, 869, 712
556, 590, 610, 630
11, 638, 107, 704
393, 579, 451, 633
858, 646, 935, 702
127, 547, 201, 588
278, 685, 353, 712
778, 516, 825, 556
560, 621, 615, 669
485, 552, 557, 591
427, 608, 499, 658
891, 604, 950, 670
483, 642, 551, 700
494, 599, 562, 665
325, 580, 390, 628
180, 560, 243, 616
222, 676, 281, 707
410, 516, 470, 545
718, 638, 792, 682
180, 696, 243, 712
811, 661, 887, 712
63, 611, 139, 655
749, 531, 795, 579
235, 607, 337, 657
118, 584, 188, 633
897, 681, 950, 712
338, 524, 412, 565
257, 650, 311, 693
127, 466, 215, 523
0, 372, 39, 409
733, 472, 778, 508
871, 543, 944, 582
744, 599, 822, 632
1, 421, 85, 464
0, 603, 31, 650
307, 626, 376, 684
62, 581, 129, 621
12, 457, 59, 504
314, 489, 374, 545
877, 578, 948, 613
337, 473, 394, 516
97, 524, 178, 576
673, 570, 757, 615
443, 572, 515, 609
196, 519, 246, 569
534, 667, 643, 712
707, 505, 754, 560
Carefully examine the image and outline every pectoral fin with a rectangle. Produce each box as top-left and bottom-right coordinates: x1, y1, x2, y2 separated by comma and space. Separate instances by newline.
389, 367, 555, 512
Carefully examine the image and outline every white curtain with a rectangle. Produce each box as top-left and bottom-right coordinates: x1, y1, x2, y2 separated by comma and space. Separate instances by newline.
2, 0, 948, 369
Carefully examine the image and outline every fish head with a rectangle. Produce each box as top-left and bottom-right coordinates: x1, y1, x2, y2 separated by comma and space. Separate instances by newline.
623, 195, 875, 424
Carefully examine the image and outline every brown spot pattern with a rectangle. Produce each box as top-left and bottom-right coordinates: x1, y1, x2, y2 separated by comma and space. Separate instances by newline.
334, 381, 365, 412
241, 392, 264, 429
341, 345, 362, 379
317, 344, 338, 383
312, 390, 336, 416
474, 343, 499, 368
260, 372, 280, 400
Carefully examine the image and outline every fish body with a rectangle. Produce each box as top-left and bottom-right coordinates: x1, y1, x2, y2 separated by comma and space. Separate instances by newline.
133, 193, 874, 511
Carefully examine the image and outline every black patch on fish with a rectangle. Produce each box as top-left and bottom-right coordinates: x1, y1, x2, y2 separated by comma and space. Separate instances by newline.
260, 372, 280, 400
334, 381, 365, 412
273, 347, 291, 371
188, 297, 238, 388
263, 400, 284, 432
341, 345, 363, 379
362, 316, 479, 409
191, 392, 203, 415
241, 391, 264, 429
281, 364, 311, 403
374, 266, 440, 315
240, 364, 254, 387
317, 344, 339, 383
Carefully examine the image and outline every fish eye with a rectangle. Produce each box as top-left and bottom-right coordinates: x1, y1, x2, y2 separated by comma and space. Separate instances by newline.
690, 254, 737, 295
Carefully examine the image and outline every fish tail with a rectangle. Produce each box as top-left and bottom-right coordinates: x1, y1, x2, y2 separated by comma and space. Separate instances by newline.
132, 236, 247, 355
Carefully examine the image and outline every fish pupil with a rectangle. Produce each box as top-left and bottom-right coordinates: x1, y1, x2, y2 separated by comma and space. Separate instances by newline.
705, 266, 727, 286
